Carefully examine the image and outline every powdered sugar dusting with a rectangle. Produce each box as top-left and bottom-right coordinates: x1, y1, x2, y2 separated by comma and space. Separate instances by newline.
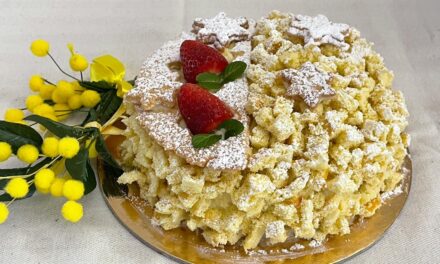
290, 243, 305, 251
265, 220, 285, 238
381, 184, 403, 201
288, 14, 351, 50
281, 62, 335, 107
192, 12, 255, 48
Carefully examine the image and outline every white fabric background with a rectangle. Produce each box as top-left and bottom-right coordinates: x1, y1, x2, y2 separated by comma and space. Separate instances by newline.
0, 0, 439, 263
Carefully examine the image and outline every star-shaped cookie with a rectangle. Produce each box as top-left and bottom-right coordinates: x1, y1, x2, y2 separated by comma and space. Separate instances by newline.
280, 62, 335, 108
192, 12, 253, 48
288, 14, 351, 51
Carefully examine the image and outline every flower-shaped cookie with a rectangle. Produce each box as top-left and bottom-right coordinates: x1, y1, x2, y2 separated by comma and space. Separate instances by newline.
192, 12, 253, 48
288, 14, 351, 51
280, 62, 335, 107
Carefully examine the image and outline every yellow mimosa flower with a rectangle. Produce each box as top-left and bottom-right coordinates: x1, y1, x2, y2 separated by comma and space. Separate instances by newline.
30, 39, 50, 57
67, 43, 88, 72
61, 201, 83, 223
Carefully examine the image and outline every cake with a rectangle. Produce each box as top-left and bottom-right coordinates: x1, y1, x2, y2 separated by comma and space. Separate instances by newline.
118, 11, 410, 251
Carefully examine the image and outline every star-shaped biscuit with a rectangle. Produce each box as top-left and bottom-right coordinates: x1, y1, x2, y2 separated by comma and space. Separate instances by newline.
288, 14, 351, 51
192, 12, 253, 48
280, 62, 335, 108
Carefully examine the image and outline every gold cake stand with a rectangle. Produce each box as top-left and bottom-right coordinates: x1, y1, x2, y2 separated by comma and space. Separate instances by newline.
97, 135, 412, 264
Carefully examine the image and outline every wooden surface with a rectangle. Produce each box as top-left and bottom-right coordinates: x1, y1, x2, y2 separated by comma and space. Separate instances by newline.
0, 0, 439, 263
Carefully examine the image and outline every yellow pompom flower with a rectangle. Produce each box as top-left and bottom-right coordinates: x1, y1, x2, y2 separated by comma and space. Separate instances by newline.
61, 200, 83, 223
41, 137, 59, 158
53, 103, 71, 121
81, 90, 101, 108
57, 80, 75, 99
33, 103, 55, 115
51, 89, 67, 104
62, 179, 85, 201
30, 39, 50, 57
36, 186, 50, 194
35, 168, 55, 190
17, 144, 39, 164
5, 178, 29, 198
39, 84, 55, 100
29, 75, 45, 92
26, 95, 44, 111
4, 108, 24, 123
58, 137, 80, 158
0, 142, 12, 162
68, 44, 88, 72
71, 81, 85, 92
50, 178, 66, 197
67, 94, 82, 110
86, 139, 98, 158
0, 203, 9, 224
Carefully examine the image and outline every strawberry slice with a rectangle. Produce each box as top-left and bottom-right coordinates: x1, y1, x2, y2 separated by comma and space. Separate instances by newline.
180, 40, 228, 83
178, 83, 233, 134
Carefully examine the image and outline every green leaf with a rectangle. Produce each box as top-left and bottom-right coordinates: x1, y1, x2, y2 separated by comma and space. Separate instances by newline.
79, 81, 115, 93
218, 119, 244, 139
81, 108, 98, 126
65, 148, 88, 182
0, 121, 43, 152
84, 161, 97, 194
0, 157, 53, 178
65, 148, 96, 194
95, 134, 120, 168
101, 161, 126, 197
196, 72, 224, 92
95, 89, 122, 124
192, 134, 221, 148
25, 115, 92, 138
222, 61, 247, 83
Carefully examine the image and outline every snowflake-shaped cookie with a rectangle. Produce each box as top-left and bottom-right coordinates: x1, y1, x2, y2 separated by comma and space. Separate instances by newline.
192, 12, 253, 48
288, 14, 351, 51
280, 62, 335, 107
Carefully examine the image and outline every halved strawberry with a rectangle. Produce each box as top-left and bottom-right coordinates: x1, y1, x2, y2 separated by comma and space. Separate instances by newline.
177, 83, 233, 134
180, 40, 228, 83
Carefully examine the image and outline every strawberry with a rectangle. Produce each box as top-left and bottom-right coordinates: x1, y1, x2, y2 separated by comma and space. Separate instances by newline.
177, 83, 233, 134
180, 40, 228, 83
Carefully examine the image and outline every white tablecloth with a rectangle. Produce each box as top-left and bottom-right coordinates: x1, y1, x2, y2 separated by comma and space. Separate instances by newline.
0, 0, 439, 263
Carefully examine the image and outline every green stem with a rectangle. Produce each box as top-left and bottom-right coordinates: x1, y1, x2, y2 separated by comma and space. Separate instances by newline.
6, 198, 16, 206
47, 53, 80, 81
0, 157, 60, 180
43, 79, 55, 86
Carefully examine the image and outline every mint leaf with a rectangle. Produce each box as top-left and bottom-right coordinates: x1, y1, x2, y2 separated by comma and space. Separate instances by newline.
222, 61, 247, 83
196, 72, 224, 92
192, 133, 221, 148
218, 119, 244, 139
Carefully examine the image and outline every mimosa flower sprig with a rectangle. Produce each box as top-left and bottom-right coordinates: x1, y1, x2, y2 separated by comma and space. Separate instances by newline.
0, 39, 134, 224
